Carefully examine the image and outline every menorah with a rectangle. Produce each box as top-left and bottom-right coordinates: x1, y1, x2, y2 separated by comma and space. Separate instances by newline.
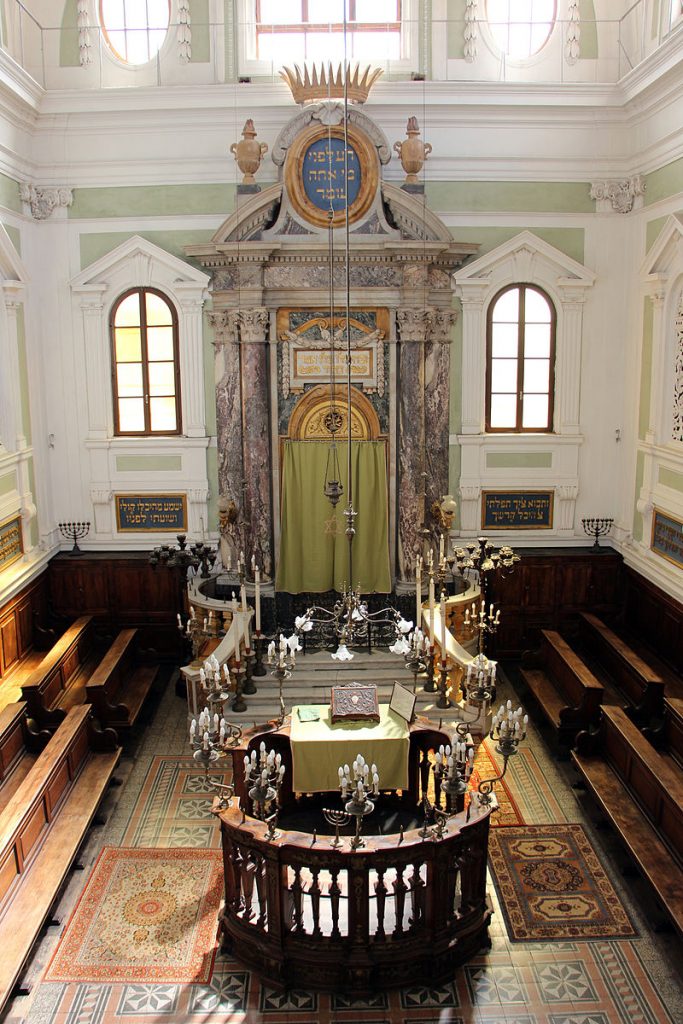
469, 701, 528, 817
188, 706, 240, 809
581, 517, 614, 552
244, 742, 285, 840
267, 633, 300, 727
462, 598, 501, 659
58, 520, 90, 556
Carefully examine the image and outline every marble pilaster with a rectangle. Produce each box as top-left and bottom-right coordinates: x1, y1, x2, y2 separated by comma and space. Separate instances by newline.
237, 308, 273, 578
210, 310, 244, 552
396, 308, 429, 584
424, 309, 456, 544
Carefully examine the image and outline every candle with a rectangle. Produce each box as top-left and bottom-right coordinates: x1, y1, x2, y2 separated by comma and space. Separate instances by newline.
177, 612, 182, 628
255, 565, 261, 633
439, 533, 444, 566
203, 731, 209, 750
415, 555, 422, 633
440, 590, 447, 661
240, 583, 247, 611
251, 554, 256, 572
428, 576, 435, 645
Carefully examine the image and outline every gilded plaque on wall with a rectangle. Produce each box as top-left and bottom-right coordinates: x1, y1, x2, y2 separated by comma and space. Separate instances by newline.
651, 508, 683, 569
482, 491, 553, 529
0, 515, 23, 570
115, 494, 187, 532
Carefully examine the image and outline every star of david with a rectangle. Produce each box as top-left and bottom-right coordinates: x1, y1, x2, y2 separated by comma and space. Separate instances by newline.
324, 515, 342, 536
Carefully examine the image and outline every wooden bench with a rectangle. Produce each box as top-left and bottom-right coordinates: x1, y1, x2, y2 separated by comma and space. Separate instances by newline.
0, 702, 52, 815
573, 705, 683, 938
85, 628, 159, 731
643, 696, 683, 772
0, 704, 120, 1010
20, 617, 108, 731
521, 630, 603, 745
578, 613, 665, 725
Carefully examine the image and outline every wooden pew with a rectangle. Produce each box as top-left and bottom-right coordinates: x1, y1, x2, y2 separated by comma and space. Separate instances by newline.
521, 630, 603, 746
0, 704, 119, 1010
643, 696, 683, 771
20, 617, 107, 730
85, 629, 159, 731
0, 703, 52, 814
578, 612, 665, 725
573, 705, 683, 938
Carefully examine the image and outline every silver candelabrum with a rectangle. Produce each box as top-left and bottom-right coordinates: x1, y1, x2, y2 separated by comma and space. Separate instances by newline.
189, 705, 241, 809
468, 701, 528, 818
323, 754, 379, 850
266, 633, 300, 727
244, 742, 286, 840
178, 607, 223, 665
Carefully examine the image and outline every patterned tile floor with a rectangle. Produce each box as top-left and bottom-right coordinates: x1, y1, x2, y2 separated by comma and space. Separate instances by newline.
5, 672, 683, 1024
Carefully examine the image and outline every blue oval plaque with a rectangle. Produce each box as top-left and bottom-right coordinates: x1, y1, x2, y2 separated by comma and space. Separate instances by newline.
302, 136, 361, 213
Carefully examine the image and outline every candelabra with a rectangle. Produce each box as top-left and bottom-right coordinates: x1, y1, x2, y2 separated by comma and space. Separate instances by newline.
433, 738, 475, 816
581, 517, 614, 552
58, 521, 90, 556
400, 629, 429, 693
462, 598, 501, 658
149, 534, 217, 578
294, 592, 413, 662
448, 537, 519, 605
328, 753, 379, 850
243, 742, 285, 840
188, 706, 240, 809
178, 608, 223, 665
266, 633, 299, 727
463, 652, 497, 706
469, 701, 528, 817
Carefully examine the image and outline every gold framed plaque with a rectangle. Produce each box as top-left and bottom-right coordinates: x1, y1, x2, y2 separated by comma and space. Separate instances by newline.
285, 123, 379, 229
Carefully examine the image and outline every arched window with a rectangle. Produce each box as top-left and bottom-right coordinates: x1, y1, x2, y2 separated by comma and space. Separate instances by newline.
255, 0, 401, 62
110, 288, 181, 436
486, 284, 556, 432
99, 0, 170, 65
486, 0, 556, 59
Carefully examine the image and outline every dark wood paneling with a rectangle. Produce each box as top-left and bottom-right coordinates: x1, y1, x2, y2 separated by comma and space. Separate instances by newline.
623, 567, 683, 677
0, 575, 48, 682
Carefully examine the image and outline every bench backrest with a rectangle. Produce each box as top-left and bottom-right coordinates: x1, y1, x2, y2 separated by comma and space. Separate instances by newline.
0, 705, 92, 911
541, 630, 603, 707
21, 617, 94, 712
579, 613, 664, 713
663, 697, 683, 769
602, 704, 683, 860
86, 629, 137, 701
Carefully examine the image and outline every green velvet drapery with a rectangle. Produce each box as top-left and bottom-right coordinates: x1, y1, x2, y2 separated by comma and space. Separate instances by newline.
276, 440, 391, 594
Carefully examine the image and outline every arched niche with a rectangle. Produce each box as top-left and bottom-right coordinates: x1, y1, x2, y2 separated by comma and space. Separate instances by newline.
287, 384, 381, 442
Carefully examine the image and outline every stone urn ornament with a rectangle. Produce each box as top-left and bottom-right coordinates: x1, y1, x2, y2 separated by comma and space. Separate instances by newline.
230, 119, 268, 186
393, 116, 432, 185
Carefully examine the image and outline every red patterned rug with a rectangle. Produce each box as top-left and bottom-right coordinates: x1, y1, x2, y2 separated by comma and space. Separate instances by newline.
488, 824, 637, 941
46, 847, 222, 983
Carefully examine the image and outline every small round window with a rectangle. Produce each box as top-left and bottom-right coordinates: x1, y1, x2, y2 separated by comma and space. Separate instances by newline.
100, 0, 170, 65
486, 0, 556, 59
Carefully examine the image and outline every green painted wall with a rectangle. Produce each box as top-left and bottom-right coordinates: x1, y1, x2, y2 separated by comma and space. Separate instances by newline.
0, 472, 16, 496
644, 157, 683, 206
80, 229, 215, 270
16, 305, 31, 445
638, 297, 653, 441
0, 173, 22, 214
70, 182, 237, 219
646, 216, 668, 253
651, 0, 661, 37
27, 458, 38, 547
190, 0, 211, 62
207, 446, 218, 536
486, 452, 553, 468
204, 310, 217, 437
447, 0, 466, 58
633, 449, 644, 542
447, 226, 585, 265
659, 467, 683, 492
579, 0, 598, 58
115, 455, 183, 472
2, 224, 21, 255
60, 0, 80, 67
426, 181, 593, 215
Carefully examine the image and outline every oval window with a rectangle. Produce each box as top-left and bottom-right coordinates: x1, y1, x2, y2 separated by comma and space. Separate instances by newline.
100, 0, 170, 66
486, 0, 556, 59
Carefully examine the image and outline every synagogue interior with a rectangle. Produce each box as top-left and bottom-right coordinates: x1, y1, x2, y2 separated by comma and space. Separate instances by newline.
0, 2, 683, 1022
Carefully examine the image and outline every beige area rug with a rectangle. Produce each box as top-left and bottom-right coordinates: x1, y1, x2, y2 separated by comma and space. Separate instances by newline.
45, 846, 222, 983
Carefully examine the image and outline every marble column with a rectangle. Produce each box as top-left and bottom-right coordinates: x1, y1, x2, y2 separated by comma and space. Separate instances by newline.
397, 308, 430, 585
424, 308, 456, 546
210, 310, 245, 552
237, 308, 273, 578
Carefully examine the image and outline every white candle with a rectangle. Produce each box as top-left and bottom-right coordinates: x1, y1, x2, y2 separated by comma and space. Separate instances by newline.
177, 612, 182, 628
440, 590, 447, 658
255, 565, 261, 633
240, 583, 247, 611
415, 556, 422, 633
439, 533, 444, 566
428, 577, 435, 645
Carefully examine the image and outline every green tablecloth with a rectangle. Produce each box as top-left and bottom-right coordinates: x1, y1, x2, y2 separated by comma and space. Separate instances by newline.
290, 704, 409, 793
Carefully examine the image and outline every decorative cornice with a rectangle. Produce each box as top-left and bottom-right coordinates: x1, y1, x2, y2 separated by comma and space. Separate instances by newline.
19, 182, 73, 220
589, 175, 646, 213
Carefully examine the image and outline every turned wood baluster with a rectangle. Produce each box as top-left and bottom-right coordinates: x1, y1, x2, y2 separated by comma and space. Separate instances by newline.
223, 835, 238, 911
254, 853, 268, 928
393, 868, 407, 935
447, 853, 460, 915
329, 868, 342, 938
419, 748, 431, 801
374, 867, 387, 939
242, 854, 256, 920
309, 867, 322, 937
409, 861, 425, 928
290, 865, 304, 933
230, 844, 244, 913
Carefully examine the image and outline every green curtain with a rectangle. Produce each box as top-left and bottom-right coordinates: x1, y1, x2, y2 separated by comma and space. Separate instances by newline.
276, 440, 392, 594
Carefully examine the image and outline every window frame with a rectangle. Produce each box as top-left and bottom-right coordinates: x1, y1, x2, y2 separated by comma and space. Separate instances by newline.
485, 283, 556, 434
482, 0, 557, 64
255, 0, 401, 47
98, 0, 171, 67
110, 286, 182, 438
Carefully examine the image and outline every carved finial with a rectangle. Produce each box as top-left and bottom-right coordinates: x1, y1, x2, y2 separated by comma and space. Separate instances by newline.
393, 117, 432, 187
230, 120, 268, 189
279, 62, 383, 105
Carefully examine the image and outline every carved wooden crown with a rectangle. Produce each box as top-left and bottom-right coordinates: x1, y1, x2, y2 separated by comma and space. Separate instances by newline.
279, 62, 383, 105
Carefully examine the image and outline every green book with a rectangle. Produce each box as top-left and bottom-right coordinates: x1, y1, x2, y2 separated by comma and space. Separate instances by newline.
297, 706, 320, 722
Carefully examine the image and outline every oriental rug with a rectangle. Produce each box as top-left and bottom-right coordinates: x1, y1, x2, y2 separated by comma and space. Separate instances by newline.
488, 824, 637, 941
465, 740, 525, 827
45, 847, 222, 983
